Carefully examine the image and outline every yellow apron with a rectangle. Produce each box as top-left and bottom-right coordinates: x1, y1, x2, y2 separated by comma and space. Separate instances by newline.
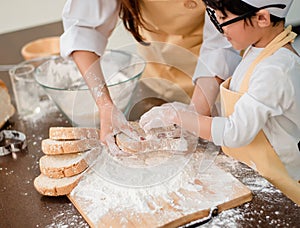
137, 0, 205, 103
220, 26, 300, 205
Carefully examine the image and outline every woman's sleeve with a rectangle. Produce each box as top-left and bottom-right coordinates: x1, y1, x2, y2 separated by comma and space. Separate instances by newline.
60, 0, 120, 57
192, 12, 242, 81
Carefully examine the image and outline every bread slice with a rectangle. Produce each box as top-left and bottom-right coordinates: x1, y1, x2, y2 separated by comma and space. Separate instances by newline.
39, 148, 100, 178
41, 138, 102, 155
115, 122, 191, 154
116, 134, 188, 154
34, 173, 82, 196
49, 127, 100, 140
0, 80, 15, 128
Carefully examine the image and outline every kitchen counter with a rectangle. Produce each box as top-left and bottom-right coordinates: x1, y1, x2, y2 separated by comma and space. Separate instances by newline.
0, 21, 299, 228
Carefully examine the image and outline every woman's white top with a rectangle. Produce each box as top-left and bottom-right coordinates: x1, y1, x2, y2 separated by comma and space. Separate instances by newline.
212, 46, 300, 180
60, 0, 241, 80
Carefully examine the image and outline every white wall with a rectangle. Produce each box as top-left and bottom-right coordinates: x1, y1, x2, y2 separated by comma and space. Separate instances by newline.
0, 0, 299, 35
0, 0, 67, 34
287, 1, 300, 25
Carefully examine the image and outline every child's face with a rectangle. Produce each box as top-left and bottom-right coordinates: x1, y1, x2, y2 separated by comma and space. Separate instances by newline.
214, 9, 257, 50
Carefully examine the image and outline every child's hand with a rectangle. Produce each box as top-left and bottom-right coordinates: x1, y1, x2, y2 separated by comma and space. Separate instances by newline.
139, 103, 176, 132
139, 102, 201, 136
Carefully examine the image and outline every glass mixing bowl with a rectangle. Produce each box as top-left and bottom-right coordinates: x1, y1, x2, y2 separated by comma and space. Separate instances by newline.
34, 50, 146, 127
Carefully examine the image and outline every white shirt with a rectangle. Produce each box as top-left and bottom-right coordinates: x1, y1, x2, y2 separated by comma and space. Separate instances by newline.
193, 13, 242, 80
60, 0, 120, 57
212, 46, 300, 180
60, 0, 241, 80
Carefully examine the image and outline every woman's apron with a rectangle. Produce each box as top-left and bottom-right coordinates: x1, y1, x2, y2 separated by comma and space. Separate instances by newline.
220, 26, 300, 205
137, 0, 205, 103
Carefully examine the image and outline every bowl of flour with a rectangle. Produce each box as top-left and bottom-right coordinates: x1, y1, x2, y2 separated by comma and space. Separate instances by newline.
34, 50, 146, 127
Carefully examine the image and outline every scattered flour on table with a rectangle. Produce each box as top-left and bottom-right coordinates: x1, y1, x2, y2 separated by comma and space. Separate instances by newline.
201, 154, 298, 227
70, 146, 251, 227
41, 203, 89, 228
19, 99, 60, 124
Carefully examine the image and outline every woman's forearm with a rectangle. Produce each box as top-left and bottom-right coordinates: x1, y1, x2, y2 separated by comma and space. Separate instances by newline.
191, 76, 223, 116
71, 51, 113, 107
72, 51, 100, 75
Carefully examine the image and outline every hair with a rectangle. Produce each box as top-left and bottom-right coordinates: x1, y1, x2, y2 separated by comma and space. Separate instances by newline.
119, 0, 149, 44
203, 0, 284, 26
119, 0, 285, 43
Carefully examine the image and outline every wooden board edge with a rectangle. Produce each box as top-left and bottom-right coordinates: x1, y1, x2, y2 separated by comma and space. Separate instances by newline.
67, 194, 95, 228
218, 189, 253, 212
160, 190, 252, 228
160, 208, 211, 228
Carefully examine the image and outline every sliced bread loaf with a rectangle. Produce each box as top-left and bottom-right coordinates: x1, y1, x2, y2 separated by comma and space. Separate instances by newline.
49, 127, 100, 140
0, 80, 15, 128
41, 138, 102, 155
116, 134, 188, 154
34, 126, 103, 196
34, 173, 82, 196
116, 122, 189, 154
39, 148, 101, 178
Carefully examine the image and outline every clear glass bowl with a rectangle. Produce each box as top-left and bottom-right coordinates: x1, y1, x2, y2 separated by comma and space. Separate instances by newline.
34, 50, 146, 127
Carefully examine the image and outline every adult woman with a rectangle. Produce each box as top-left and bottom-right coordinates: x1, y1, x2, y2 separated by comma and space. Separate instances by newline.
60, 0, 241, 144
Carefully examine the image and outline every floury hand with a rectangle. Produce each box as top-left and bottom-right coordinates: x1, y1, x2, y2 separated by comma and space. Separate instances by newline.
103, 104, 139, 155
140, 102, 212, 141
82, 57, 138, 148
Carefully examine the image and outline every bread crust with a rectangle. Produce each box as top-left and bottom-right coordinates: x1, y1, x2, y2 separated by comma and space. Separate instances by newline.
49, 127, 100, 140
34, 127, 103, 196
34, 173, 82, 196
0, 83, 15, 128
41, 138, 102, 155
0, 79, 7, 90
40, 154, 88, 178
39, 148, 100, 178
115, 122, 192, 154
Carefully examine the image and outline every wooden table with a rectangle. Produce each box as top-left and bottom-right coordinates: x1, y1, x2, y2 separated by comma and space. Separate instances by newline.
0, 21, 299, 228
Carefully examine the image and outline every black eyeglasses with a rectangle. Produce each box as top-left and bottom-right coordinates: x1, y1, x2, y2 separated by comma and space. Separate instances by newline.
206, 4, 286, 34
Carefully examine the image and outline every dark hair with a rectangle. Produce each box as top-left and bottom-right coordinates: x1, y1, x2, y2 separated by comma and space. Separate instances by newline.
203, 0, 284, 26
119, 0, 150, 44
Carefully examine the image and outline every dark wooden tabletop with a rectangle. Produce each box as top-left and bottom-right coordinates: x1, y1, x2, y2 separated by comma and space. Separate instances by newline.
0, 21, 299, 228
0, 21, 89, 227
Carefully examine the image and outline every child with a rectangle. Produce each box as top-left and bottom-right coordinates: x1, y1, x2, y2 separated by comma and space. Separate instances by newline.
140, 0, 300, 204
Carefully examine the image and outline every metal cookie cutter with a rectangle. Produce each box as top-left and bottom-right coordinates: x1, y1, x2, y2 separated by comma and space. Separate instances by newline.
0, 130, 27, 156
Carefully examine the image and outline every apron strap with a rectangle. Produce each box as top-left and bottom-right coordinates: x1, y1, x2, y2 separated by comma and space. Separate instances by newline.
239, 25, 297, 93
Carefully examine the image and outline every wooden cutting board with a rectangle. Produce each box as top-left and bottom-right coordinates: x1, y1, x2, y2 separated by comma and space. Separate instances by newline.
68, 147, 252, 227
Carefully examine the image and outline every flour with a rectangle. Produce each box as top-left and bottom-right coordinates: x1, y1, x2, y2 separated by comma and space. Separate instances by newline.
20, 99, 59, 124
44, 203, 89, 228
70, 145, 252, 227
215, 154, 277, 193
115, 123, 198, 164
34, 57, 83, 90
34, 56, 140, 127
199, 154, 299, 227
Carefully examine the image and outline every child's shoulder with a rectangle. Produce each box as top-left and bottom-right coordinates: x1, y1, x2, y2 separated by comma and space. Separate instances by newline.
259, 47, 300, 75
266, 47, 299, 64
248, 48, 299, 103
249, 48, 299, 87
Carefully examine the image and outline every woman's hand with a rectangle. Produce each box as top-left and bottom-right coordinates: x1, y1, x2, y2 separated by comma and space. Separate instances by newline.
73, 51, 137, 154
100, 102, 138, 155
